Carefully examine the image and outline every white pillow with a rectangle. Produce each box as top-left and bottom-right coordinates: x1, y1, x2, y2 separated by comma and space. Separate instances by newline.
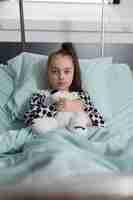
84, 62, 133, 120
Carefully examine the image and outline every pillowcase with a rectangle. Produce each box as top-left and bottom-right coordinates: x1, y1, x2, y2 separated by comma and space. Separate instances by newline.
6, 52, 48, 120
6, 52, 112, 120
83, 62, 133, 120
0, 64, 14, 131
0, 64, 13, 108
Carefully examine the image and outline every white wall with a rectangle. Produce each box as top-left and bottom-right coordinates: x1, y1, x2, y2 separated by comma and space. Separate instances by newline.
0, 0, 133, 43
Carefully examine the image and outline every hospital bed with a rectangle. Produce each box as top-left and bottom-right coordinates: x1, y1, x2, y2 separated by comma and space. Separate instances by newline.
0, 0, 133, 199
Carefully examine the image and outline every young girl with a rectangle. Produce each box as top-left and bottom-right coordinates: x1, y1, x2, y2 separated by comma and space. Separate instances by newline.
24, 43, 104, 133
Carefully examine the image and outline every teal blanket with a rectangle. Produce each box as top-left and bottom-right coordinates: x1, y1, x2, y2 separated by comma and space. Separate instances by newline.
0, 97, 133, 185
0, 127, 118, 185
0, 111, 133, 186
0, 61, 133, 186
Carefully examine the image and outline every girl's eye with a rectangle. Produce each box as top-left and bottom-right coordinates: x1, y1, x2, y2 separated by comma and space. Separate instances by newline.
64, 71, 70, 74
51, 70, 58, 73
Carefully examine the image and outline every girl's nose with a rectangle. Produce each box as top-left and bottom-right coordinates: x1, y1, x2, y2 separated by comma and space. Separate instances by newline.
59, 72, 64, 80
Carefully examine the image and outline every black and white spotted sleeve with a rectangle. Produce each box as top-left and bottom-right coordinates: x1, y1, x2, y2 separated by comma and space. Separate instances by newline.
78, 90, 105, 127
24, 91, 57, 126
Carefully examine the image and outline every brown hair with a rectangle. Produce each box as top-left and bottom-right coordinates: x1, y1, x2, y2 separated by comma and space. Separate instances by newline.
47, 43, 82, 92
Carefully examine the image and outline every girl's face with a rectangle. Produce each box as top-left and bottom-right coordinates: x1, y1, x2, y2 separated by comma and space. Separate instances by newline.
48, 54, 74, 91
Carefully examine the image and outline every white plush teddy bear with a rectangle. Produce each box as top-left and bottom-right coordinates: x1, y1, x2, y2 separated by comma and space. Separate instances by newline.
32, 90, 92, 134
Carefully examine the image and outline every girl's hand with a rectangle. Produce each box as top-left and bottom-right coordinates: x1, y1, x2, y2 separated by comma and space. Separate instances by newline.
56, 98, 84, 112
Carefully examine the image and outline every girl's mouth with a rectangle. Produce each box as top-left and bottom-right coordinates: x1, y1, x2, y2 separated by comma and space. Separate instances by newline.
58, 82, 65, 85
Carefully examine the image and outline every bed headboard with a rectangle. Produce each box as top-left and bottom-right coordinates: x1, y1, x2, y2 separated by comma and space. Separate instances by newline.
0, 42, 133, 72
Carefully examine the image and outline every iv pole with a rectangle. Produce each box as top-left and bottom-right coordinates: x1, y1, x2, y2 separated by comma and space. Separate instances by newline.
19, 0, 26, 51
100, 0, 120, 56
100, 0, 105, 57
